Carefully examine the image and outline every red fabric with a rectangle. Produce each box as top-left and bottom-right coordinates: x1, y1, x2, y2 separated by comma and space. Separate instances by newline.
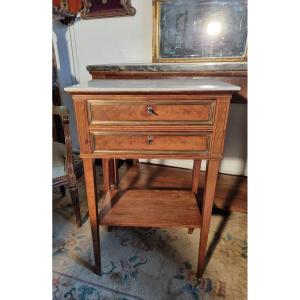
68, 0, 82, 13
52, 0, 61, 7
52, 0, 82, 13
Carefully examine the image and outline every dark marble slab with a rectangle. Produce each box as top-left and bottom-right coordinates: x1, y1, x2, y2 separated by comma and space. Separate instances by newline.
87, 62, 247, 72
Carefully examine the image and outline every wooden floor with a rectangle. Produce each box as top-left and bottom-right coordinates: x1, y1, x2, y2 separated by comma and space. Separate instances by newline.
117, 162, 247, 213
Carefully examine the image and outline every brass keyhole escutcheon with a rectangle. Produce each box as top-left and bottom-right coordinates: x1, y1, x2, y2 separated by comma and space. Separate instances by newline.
147, 106, 154, 114
147, 136, 153, 145
147, 106, 158, 115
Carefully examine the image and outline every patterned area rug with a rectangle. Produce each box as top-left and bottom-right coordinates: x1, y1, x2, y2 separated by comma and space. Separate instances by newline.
53, 164, 247, 300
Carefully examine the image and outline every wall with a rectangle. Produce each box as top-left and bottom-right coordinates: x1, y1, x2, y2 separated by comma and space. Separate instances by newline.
52, 0, 247, 176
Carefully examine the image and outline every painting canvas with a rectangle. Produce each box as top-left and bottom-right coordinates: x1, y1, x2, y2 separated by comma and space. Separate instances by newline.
153, 0, 248, 62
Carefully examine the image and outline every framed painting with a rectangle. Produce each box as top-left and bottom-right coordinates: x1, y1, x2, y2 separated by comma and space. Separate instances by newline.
153, 0, 247, 63
81, 0, 136, 19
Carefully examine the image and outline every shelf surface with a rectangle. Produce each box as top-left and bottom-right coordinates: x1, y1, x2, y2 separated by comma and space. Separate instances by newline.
118, 163, 247, 213
99, 189, 202, 228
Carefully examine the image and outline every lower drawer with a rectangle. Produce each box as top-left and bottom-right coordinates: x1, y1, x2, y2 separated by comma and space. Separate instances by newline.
91, 132, 211, 154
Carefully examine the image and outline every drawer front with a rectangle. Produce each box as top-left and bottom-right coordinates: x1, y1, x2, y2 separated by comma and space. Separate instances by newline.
87, 100, 216, 125
91, 132, 211, 154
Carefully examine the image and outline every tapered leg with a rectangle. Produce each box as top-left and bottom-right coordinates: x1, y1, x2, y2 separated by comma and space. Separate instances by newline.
189, 160, 202, 234
102, 159, 110, 193
83, 158, 101, 275
109, 159, 118, 189
113, 159, 119, 187
69, 185, 82, 227
192, 160, 202, 194
105, 159, 116, 233
60, 186, 66, 197
197, 159, 220, 277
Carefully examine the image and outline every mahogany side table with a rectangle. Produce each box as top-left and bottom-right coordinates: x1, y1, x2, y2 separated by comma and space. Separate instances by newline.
65, 78, 240, 277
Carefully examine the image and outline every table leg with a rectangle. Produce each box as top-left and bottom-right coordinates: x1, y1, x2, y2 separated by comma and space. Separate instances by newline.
109, 159, 118, 189
189, 160, 202, 234
192, 159, 202, 194
83, 158, 101, 275
197, 159, 220, 277
102, 159, 110, 193
114, 159, 119, 187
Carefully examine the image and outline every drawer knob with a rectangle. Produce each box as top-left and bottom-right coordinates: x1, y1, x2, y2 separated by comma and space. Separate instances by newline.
147, 106, 157, 115
147, 136, 153, 145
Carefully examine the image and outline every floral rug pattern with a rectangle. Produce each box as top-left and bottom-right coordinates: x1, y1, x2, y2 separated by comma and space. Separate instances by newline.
53, 165, 247, 299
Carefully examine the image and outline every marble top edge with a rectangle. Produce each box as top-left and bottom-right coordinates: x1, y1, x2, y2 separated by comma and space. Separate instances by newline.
87, 62, 247, 72
64, 78, 240, 93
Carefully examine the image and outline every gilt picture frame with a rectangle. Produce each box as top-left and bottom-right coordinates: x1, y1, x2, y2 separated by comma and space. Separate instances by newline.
152, 0, 248, 63
81, 0, 136, 19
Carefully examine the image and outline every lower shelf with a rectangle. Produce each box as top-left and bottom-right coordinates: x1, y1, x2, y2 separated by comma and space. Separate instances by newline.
99, 189, 202, 228
118, 163, 247, 213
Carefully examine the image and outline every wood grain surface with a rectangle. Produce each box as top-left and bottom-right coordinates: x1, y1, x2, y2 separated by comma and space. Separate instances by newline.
99, 189, 202, 228
118, 163, 247, 213
92, 132, 210, 152
88, 99, 215, 125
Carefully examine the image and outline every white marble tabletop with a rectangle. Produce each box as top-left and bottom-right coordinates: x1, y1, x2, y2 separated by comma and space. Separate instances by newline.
65, 78, 240, 93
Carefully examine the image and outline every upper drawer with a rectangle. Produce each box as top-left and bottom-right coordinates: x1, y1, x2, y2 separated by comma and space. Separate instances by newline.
87, 99, 216, 125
